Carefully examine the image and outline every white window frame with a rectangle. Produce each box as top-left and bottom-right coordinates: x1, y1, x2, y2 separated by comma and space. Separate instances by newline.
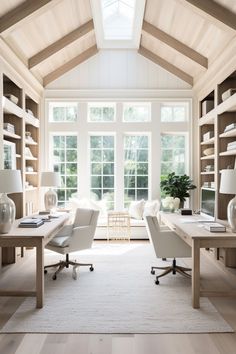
87, 102, 116, 122
123, 102, 151, 122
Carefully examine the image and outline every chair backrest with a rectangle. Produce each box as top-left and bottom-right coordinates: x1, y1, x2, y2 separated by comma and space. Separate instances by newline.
69, 208, 99, 252
145, 215, 162, 257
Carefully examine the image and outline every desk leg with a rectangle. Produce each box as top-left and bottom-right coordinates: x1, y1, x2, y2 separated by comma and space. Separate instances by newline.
36, 240, 44, 308
192, 239, 200, 309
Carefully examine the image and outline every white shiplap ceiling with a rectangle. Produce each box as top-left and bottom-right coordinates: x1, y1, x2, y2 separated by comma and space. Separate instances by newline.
0, 0, 235, 87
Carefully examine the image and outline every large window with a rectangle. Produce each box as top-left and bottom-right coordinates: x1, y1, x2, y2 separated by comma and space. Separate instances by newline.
49, 102, 78, 122
51, 134, 78, 206
88, 102, 116, 122
161, 134, 187, 178
124, 135, 149, 207
160, 102, 188, 122
123, 102, 151, 122
90, 135, 115, 210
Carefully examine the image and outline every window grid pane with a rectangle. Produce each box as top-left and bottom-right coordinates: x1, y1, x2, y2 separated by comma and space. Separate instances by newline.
124, 135, 149, 207
90, 135, 115, 210
123, 103, 151, 122
88, 103, 115, 122
160, 102, 188, 122
52, 134, 78, 207
161, 134, 187, 179
49, 102, 78, 122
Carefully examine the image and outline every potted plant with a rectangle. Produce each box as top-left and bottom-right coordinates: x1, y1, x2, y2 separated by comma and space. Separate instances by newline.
160, 172, 196, 209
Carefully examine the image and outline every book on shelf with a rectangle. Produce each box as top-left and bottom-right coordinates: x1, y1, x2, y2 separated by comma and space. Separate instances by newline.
227, 143, 236, 151
204, 223, 226, 232
19, 218, 44, 228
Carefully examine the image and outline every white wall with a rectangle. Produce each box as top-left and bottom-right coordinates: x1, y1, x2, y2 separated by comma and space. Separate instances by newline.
46, 49, 192, 90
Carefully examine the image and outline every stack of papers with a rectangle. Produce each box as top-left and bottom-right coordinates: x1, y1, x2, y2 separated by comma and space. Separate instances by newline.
204, 223, 226, 232
19, 218, 44, 228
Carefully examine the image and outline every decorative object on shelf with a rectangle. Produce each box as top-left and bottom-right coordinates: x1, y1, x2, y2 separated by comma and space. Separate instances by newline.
0, 169, 23, 234
26, 166, 34, 172
220, 169, 236, 232
160, 172, 196, 209
25, 147, 34, 158
204, 165, 214, 172
26, 108, 33, 115
3, 140, 16, 169
203, 147, 214, 156
25, 131, 35, 144
202, 100, 214, 115
203, 131, 214, 142
222, 88, 236, 102
224, 123, 236, 133
41, 172, 61, 212
3, 122, 15, 134
227, 141, 236, 151
4, 94, 18, 105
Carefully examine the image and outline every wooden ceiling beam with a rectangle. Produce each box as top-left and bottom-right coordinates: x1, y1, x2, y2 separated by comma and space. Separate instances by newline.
180, 0, 236, 31
138, 45, 193, 86
43, 44, 98, 86
142, 20, 208, 68
0, 0, 61, 34
29, 19, 94, 69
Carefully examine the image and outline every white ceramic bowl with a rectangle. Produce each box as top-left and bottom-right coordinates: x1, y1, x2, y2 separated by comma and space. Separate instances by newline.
203, 147, 214, 156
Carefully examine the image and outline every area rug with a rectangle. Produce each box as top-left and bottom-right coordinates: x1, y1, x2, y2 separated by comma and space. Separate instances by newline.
0, 243, 233, 334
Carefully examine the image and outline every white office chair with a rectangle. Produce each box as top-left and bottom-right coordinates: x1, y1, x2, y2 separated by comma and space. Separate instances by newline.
145, 215, 191, 284
44, 208, 99, 280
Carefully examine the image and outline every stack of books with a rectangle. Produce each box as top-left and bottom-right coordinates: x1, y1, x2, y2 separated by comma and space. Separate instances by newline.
19, 218, 44, 228
3, 122, 15, 134
204, 223, 226, 232
227, 141, 236, 151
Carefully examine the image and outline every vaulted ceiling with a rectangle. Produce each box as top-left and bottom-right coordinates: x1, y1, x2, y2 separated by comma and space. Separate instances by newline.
0, 0, 235, 87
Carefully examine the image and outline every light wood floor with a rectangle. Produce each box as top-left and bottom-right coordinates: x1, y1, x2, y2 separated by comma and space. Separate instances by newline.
1, 243, 236, 354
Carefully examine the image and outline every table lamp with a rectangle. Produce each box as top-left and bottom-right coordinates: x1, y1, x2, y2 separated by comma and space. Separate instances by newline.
41, 172, 61, 212
220, 169, 236, 232
0, 169, 23, 234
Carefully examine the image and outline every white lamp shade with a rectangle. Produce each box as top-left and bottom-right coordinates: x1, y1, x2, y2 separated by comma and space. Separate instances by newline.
220, 169, 236, 194
41, 172, 61, 187
0, 169, 23, 194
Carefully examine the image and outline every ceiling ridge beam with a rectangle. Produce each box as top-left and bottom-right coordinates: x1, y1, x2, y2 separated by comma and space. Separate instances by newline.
43, 44, 98, 87
138, 45, 193, 86
142, 20, 208, 69
180, 0, 236, 31
29, 19, 94, 69
0, 0, 62, 34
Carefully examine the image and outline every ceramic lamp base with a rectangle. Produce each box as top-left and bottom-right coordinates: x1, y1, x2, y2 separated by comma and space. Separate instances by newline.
0, 193, 16, 234
228, 196, 236, 233
44, 188, 58, 212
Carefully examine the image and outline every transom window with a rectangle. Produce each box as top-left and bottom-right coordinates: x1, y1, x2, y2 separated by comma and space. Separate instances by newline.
161, 134, 187, 177
160, 102, 188, 122
88, 102, 116, 122
124, 134, 149, 207
51, 134, 78, 206
123, 102, 151, 122
49, 102, 78, 122
90, 135, 115, 210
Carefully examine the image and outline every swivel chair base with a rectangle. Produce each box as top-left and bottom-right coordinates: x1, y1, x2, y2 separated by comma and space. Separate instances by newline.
151, 258, 191, 284
44, 253, 94, 280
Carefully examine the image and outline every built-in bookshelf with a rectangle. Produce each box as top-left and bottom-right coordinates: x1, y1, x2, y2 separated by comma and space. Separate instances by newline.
198, 70, 236, 267
0, 73, 41, 265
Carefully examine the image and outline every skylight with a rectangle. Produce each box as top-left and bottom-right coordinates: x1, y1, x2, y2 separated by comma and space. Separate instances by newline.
101, 0, 136, 40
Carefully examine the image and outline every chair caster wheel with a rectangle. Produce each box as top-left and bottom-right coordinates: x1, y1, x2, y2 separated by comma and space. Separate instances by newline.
151, 269, 155, 275
90, 266, 94, 271
52, 274, 57, 280
155, 279, 160, 285
44, 269, 47, 274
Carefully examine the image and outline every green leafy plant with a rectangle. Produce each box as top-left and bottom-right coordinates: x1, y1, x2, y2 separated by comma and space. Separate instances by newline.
160, 172, 196, 207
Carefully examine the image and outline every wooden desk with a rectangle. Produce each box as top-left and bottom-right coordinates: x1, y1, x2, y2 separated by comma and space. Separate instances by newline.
0, 214, 69, 308
160, 212, 236, 309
